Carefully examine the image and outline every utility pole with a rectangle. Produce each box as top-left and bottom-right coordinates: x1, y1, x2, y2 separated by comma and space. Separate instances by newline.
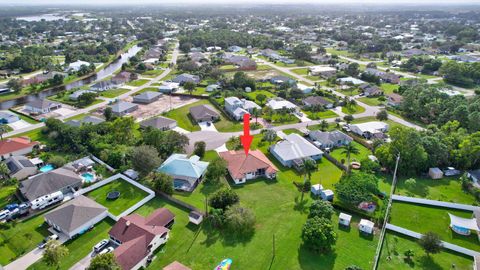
372, 153, 400, 270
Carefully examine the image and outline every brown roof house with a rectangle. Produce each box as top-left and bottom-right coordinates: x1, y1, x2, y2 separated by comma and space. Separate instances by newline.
109, 208, 175, 270
44, 195, 107, 239
189, 104, 220, 123
387, 93, 403, 107
163, 261, 191, 270
0, 137, 39, 159
219, 150, 278, 184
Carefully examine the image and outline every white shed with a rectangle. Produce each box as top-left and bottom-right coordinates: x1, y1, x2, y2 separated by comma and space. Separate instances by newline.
189, 211, 203, 225
339, 213, 352, 227
311, 184, 323, 196
429, 167, 444, 179
321, 189, 334, 201
359, 219, 375, 234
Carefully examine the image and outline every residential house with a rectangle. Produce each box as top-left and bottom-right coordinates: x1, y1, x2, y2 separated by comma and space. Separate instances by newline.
224, 96, 261, 121
110, 101, 139, 116
112, 71, 137, 85
0, 137, 38, 159
219, 150, 278, 184
295, 83, 314, 94
337, 77, 365, 85
311, 54, 332, 64
69, 90, 96, 101
158, 82, 180, 93
309, 130, 353, 149
387, 93, 403, 107
189, 104, 220, 123
144, 47, 164, 59
164, 261, 191, 270
266, 98, 298, 112
109, 208, 175, 270
359, 84, 383, 97
349, 122, 389, 139
66, 60, 90, 72
24, 99, 61, 115
172, 74, 200, 85
44, 195, 107, 239
133, 91, 162, 104
364, 68, 400, 84
302, 96, 333, 109
206, 84, 220, 92
65, 116, 105, 127
0, 110, 20, 124
91, 81, 115, 92
308, 66, 337, 78
140, 116, 177, 131
270, 75, 296, 85
223, 54, 257, 70
227, 46, 242, 52
157, 154, 209, 192
270, 133, 323, 168
19, 167, 83, 202
4, 155, 37, 180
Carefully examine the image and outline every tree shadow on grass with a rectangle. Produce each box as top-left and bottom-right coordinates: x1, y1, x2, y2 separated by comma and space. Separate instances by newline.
418, 255, 442, 270
293, 195, 309, 214
297, 244, 336, 270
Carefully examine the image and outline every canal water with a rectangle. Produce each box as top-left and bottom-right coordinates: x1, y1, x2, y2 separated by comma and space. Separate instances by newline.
0, 45, 142, 110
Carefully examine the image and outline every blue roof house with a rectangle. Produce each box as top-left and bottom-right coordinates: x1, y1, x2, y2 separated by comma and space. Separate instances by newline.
157, 154, 209, 192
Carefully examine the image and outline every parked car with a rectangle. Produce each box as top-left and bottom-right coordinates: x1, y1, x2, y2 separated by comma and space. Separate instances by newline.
5, 203, 19, 211
98, 246, 114, 255
38, 234, 59, 249
93, 239, 109, 254
0, 209, 11, 221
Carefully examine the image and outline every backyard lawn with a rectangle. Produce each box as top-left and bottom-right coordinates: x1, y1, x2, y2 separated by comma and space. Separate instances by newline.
329, 141, 372, 163
378, 231, 473, 270
0, 184, 17, 209
303, 109, 338, 120
244, 90, 276, 104
389, 202, 480, 251
380, 83, 399, 94
341, 104, 366, 114
126, 79, 150, 87
27, 219, 115, 270
0, 213, 50, 265
86, 179, 149, 216
100, 88, 130, 98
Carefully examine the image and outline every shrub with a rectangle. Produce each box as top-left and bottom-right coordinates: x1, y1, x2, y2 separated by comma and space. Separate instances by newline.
209, 188, 239, 210
224, 204, 256, 236
309, 200, 335, 220
302, 216, 337, 253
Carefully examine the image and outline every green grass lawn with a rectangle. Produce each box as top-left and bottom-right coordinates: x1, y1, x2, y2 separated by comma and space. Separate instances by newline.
244, 90, 276, 104
86, 179, 149, 216
329, 141, 372, 163
0, 213, 50, 265
303, 109, 338, 120
291, 68, 308, 75
341, 104, 366, 114
219, 64, 236, 70
11, 127, 51, 144
0, 185, 18, 209
135, 87, 159, 94
389, 202, 480, 251
338, 88, 360, 96
378, 231, 473, 270
392, 176, 476, 204
27, 219, 115, 270
15, 113, 39, 124
265, 112, 300, 126
100, 88, 130, 98
380, 83, 399, 95
282, 128, 303, 135
142, 69, 164, 77
358, 97, 385, 106
127, 79, 151, 87
139, 184, 376, 270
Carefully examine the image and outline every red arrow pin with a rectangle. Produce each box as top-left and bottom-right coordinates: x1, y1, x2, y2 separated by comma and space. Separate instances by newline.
240, 113, 253, 156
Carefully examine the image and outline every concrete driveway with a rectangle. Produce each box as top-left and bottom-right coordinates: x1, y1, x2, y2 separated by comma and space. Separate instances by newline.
198, 121, 217, 132
8, 119, 31, 130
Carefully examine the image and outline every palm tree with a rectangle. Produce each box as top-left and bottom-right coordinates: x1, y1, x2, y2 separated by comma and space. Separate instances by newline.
252, 107, 261, 125
0, 125, 7, 140
0, 162, 9, 179
341, 144, 359, 174
301, 159, 318, 201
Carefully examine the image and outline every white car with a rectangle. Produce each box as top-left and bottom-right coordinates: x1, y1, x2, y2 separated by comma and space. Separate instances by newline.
0, 209, 10, 221
38, 234, 59, 249
98, 246, 114, 255
93, 239, 109, 253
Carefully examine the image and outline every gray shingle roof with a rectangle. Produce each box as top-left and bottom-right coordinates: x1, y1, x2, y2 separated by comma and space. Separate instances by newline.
5, 155, 35, 174
44, 195, 107, 234
140, 116, 176, 129
110, 101, 138, 113
19, 167, 82, 201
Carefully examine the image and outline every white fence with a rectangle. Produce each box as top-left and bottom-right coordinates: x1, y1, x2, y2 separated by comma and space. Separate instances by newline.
385, 223, 480, 257
392, 195, 480, 212
90, 154, 115, 172
77, 173, 155, 221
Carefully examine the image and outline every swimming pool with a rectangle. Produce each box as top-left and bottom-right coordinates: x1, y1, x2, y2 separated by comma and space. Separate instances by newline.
82, 172, 95, 183
39, 164, 54, 173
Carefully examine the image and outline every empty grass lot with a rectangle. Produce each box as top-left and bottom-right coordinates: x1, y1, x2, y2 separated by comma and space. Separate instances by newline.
358, 97, 385, 106
0, 185, 17, 209
303, 109, 338, 120
291, 68, 309, 75
87, 179, 148, 216
341, 104, 366, 114
28, 219, 115, 270
126, 79, 150, 87
330, 141, 372, 163
389, 202, 480, 251
0, 213, 50, 265
378, 231, 473, 270
100, 88, 130, 98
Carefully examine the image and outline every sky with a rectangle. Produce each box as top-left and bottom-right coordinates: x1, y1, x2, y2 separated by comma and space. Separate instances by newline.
4, 0, 480, 5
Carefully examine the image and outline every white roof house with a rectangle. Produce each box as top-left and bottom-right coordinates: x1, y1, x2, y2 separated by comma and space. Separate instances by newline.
266, 98, 298, 111
359, 219, 375, 234
349, 122, 389, 136
308, 65, 337, 76
66, 60, 90, 72
158, 82, 180, 93
295, 83, 314, 94
339, 213, 352, 227
270, 133, 323, 167
337, 77, 365, 85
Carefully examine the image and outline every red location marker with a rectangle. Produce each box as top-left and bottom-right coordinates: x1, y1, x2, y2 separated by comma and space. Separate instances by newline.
240, 113, 253, 156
